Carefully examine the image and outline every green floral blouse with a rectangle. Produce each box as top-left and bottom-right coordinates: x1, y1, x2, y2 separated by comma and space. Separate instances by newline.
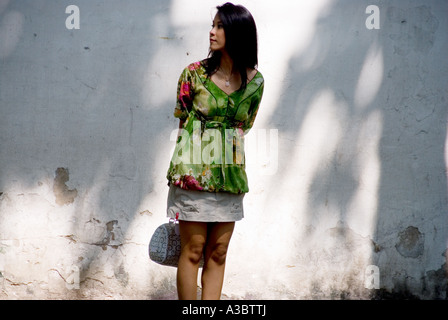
166, 60, 264, 194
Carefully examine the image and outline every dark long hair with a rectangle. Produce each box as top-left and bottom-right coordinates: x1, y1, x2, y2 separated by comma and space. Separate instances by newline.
205, 2, 258, 89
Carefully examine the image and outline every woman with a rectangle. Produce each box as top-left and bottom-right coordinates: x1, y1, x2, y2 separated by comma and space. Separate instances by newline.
166, 2, 264, 300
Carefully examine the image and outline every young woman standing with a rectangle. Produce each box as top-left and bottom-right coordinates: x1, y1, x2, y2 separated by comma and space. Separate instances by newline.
166, 2, 264, 300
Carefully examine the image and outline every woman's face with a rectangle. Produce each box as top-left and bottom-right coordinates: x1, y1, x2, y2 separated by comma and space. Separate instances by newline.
209, 14, 225, 52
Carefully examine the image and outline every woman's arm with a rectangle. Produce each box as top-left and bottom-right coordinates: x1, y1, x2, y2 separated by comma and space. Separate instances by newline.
179, 119, 185, 129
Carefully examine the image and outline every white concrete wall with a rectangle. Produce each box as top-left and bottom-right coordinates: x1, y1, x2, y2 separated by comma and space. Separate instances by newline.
0, 0, 447, 299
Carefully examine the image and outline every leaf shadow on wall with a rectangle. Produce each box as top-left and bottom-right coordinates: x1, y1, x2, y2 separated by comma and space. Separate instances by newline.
0, 0, 183, 299
262, 0, 447, 299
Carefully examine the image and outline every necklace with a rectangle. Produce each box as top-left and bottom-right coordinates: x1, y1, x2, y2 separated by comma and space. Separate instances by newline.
219, 67, 232, 87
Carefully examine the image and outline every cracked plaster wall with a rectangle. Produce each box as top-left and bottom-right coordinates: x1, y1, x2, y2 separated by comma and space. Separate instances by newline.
0, 0, 447, 299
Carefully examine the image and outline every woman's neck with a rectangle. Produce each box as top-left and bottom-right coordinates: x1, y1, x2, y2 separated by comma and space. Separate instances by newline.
219, 51, 235, 74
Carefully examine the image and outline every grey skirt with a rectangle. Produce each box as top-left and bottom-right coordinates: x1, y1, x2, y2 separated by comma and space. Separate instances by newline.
166, 184, 245, 222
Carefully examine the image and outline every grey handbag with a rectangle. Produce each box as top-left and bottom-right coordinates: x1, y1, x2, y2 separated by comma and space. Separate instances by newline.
148, 217, 204, 267
149, 218, 181, 267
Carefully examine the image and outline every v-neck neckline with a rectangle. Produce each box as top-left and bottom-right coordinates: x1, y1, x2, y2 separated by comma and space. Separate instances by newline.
207, 71, 260, 97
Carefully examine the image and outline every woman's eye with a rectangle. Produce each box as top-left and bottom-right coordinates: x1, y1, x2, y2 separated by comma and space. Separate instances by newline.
211, 22, 223, 29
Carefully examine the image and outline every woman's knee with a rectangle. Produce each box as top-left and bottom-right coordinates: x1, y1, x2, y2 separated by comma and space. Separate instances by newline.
208, 243, 229, 265
179, 221, 207, 265
182, 239, 205, 264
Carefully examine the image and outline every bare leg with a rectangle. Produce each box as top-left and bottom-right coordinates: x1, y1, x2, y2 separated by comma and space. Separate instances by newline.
201, 222, 235, 300
177, 221, 207, 300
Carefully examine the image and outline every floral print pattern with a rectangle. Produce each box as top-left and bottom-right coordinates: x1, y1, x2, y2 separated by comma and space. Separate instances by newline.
167, 60, 264, 194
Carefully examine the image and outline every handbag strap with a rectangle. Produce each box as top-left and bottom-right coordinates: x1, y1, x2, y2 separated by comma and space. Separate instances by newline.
169, 212, 180, 235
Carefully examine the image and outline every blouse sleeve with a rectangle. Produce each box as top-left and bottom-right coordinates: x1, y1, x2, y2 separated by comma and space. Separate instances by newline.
241, 81, 264, 134
173, 67, 195, 120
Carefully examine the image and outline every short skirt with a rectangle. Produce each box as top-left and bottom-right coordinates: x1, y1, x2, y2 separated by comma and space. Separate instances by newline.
166, 184, 245, 222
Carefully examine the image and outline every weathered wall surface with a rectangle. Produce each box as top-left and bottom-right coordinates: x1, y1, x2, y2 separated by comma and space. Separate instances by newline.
0, 0, 447, 299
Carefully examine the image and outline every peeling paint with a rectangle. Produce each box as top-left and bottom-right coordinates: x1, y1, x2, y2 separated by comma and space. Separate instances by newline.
395, 226, 425, 258
53, 168, 78, 206
94, 220, 123, 250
